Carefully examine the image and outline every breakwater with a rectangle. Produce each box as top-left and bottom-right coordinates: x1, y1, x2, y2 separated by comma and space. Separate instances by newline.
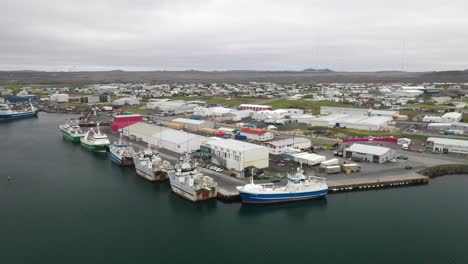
418, 164, 468, 178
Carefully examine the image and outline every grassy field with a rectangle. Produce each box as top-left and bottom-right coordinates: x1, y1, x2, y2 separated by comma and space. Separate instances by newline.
265, 99, 360, 114
167, 96, 268, 107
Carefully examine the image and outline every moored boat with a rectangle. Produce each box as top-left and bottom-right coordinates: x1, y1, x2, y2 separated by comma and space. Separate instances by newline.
59, 121, 86, 142
236, 168, 328, 204
168, 154, 218, 202
0, 103, 38, 122
133, 147, 174, 181
80, 124, 110, 153
109, 135, 135, 166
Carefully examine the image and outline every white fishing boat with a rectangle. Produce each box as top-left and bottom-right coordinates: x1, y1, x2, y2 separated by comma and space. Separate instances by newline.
237, 168, 328, 204
168, 154, 218, 202
133, 147, 173, 181
80, 124, 110, 153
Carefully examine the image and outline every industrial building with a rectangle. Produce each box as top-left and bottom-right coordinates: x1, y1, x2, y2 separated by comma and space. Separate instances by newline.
263, 137, 311, 154
171, 118, 214, 131
193, 106, 233, 117
112, 97, 140, 106
308, 114, 393, 131
239, 128, 274, 141
122, 122, 210, 154
423, 112, 462, 123
49, 93, 69, 103
110, 114, 142, 133
203, 139, 269, 174
146, 99, 201, 113
239, 104, 272, 111
291, 153, 326, 166
320, 106, 399, 117
344, 144, 396, 163
426, 137, 468, 154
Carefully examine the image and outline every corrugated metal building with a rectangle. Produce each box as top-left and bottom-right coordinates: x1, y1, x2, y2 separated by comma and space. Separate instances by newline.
426, 137, 468, 154
344, 143, 396, 163
171, 118, 214, 131
122, 122, 210, 153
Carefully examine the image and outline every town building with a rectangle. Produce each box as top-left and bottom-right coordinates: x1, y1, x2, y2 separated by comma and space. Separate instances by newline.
203, 139, 269, 174
239, 104, 272, 111
263, 137, 311, 154
426, 137, 468, 154
239, 128, 274, 141
344, 143, 396, 163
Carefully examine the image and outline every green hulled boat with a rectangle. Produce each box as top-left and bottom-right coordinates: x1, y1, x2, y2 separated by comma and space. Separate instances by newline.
59, 124, 86, 142
80, 125, 110, 153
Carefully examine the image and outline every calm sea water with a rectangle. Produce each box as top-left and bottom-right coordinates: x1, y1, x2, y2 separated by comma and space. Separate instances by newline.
1, 113, 467, 264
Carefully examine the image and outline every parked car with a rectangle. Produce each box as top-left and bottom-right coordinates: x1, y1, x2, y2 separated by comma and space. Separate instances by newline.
397, 155, 408, 160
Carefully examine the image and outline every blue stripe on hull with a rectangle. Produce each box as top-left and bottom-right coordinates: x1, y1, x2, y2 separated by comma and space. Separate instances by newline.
0, 111, 38, 121
110, 152, 123, 165
239, 189, 328, 203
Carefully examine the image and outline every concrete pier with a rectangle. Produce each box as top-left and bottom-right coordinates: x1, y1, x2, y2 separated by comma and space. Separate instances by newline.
327, 173, 429, 193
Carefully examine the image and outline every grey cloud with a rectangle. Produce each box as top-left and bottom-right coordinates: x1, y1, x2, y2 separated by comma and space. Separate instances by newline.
0, 0, 467, 71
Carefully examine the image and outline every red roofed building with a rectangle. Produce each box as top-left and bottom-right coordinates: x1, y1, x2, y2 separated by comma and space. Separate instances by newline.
239, 128, 274, 141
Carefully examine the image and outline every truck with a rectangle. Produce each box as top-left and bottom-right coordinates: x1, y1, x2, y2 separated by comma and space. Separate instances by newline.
342, 163, 361, 173
325, 165, 341, 174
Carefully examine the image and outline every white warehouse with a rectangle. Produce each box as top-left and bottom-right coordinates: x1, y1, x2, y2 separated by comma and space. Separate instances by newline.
205, 139, 269, 174
263, 137, 311, 154
122, 122, 210, 154
49, 93, 69, 103
426, 137, 468, 154
344, 143, 396, 163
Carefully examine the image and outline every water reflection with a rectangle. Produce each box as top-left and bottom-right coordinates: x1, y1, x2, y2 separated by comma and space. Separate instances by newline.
237, 197, 328, 218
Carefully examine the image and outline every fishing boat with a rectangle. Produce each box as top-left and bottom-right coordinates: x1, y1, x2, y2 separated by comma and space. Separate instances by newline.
59, 120, 86, 142
236, 168, 328, 204
80, 124, 110, 153
0, 103, 38, 122
168, 154, 218, 202
133, 147, 174, 181
109, 135, 135, 166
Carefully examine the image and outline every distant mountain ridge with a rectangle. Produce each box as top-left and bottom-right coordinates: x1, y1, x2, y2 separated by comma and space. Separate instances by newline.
302, 68, 335, 73
1, 69, 468, 84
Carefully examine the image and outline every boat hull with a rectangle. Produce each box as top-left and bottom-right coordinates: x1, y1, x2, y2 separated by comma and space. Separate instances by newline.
61, 130, 82, 142
170, 184, 217, 202
0, 111, 38, 122
238, 189, 328, 204
110, 151, 134, 166
135, 168, 168, 182
80, 142, 108, 153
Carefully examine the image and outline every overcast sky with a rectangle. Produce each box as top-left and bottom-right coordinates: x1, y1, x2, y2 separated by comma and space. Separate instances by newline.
1, 0, 468, 72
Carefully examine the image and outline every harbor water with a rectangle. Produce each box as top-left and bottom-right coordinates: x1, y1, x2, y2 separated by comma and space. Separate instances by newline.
1, 113, 467, 263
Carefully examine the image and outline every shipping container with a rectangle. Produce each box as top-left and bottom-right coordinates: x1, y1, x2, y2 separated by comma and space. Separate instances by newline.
342, 163, 361, 173
166, 123, 183, 130
325, 165, 341, 174
235, 134, 247, 140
